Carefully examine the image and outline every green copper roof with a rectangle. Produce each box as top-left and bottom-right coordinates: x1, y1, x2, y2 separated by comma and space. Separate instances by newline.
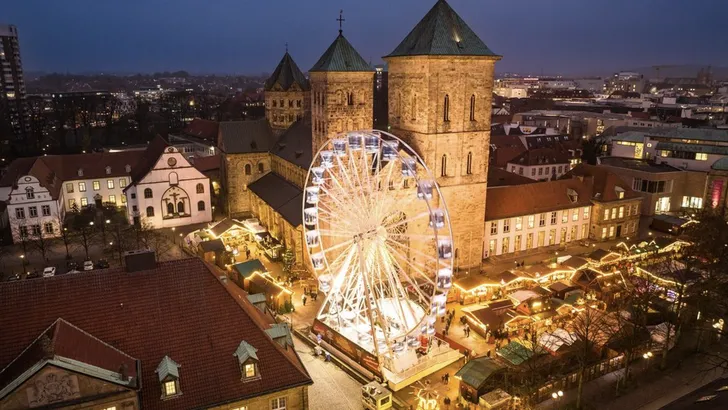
234, 340, 258, 364
386, 0, 499, 58
310, 33, 373, 72
265, 52, 310, 91
155, 356, 180, 382
712, 157, 728, 171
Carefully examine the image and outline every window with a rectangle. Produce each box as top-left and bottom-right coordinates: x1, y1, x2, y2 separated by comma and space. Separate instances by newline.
109, 195, 116, 204
26, 187, 35, 199
682, 196, 703, 209
551, 212, 557, 225
44, 223, 54, 234
271, 397, 287, 410
144, 188, 153, 199
121, 194, 127, 204
15, 208, 25, 219
538, 167, 543, 176
93, 181, 100, 191
601, 227, 607, 239
29, 206, 37, 217
279, 99, 284, 107
609, 226, 615, 237
514, 235, 522, 251
466, 152, 473, 175
501, 237, 510, 254
77, 168, 84, 177
490, 222, 498, 235
81, 197, 88, 206
297, 99, 301, 108
696, 153, 708, 161
582, 224, 588, 239
272, 100, 277, 107
503, 219, 510, 233
526, 233, 533, 249
244, 363, 256, 378
131, 193, 136, 199
147, 206, 155, 217
132, 205, 138, 212
515, 217, 522, 231
347, 92, 354, 106
105, 166, 111, 175
469, 94, 476, 121
531, 168, 536, 177
443, 95, 450, 122
41, 205, 51, 216
258, 163, 264, 173
198, 201, 205, 211
119, 178, 127, 188
245, 164, 252, 175
196, 183, 204, 194
548, 229, 556, 245
101, 407, 117, 410
633, 204, 639, 215
561, 211, 568, 224
79, 182, 86, 192
488, 239, 497, 257
441, 155, 447, 177
603, 209, 609, 221
107, 179, 114, 189
19, 226, 28, 238
528, 215, 535, 229
518, 167, 523, 175
611, 207, 617, 219
169, 172, 179, 185
31, 225, 41, 236
583, 206, 589, 219
164, 380, 177, 396
618, 206, 624, 218
68, 199, 76, 209
539, 213, 546, 227
66, 183, 74, 193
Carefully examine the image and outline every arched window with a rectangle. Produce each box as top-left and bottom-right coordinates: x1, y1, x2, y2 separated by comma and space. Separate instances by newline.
347, 92, 354, 106
396, 92, 402, 118
258, 163, 264, 173
144, 188, 153, 199
198, 201, 205, 211
169, 172, 178, 185
470, 94, 476, 121
441, 154, 447, 177
177, 201, 185, 214
25, 187, 35, 199
244, 164, 251, 175
412, 93, 417, 120
466, 152, 473, 175
196, 183, 204, 194
443, 95, 450, 122
146, 206, 155, 217
167, 202, 174, 215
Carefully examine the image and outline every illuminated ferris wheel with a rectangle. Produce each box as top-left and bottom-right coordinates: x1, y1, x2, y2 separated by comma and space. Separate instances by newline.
303, 130, 454, 366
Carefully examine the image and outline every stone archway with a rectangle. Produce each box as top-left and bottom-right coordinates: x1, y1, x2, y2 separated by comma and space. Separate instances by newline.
161, 186, 190, 218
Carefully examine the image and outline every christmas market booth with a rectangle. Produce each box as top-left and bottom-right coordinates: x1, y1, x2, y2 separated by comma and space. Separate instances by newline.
454, 357, 505, 404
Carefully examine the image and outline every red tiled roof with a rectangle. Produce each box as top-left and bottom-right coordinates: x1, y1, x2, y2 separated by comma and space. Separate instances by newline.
128, 135, 169, 185
490, 135, 527, 167
506, 147, 571, 167
192, 154, 221, 173
629, 111, 650, 120
0, 258, 312, 409
562, 164, 641, 202
487, 167, 535, 188
1, 151, 141, 199
0, 318, 139, 391
485, 177, 594, 221
183, 118, 219, 142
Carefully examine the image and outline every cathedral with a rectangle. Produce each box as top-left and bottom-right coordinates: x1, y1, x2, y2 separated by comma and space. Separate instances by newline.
221, 0, 500, 271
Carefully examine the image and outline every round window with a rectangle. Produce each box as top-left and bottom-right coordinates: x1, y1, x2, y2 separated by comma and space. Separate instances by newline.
168, 157, 177, 167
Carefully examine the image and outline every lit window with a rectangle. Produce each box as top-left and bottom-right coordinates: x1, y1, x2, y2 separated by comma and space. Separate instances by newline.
93, 181, 100, 191
611, 207, 617, 219
245, 363, 256, 378
66, 183, 74, 193
101, 407, 117, 410
79, 182, 86, 192
696, 153, 708, 161
528, 215, 535, 229
109, 195, 116, 204
81, 197, 88, 206
107, 179, 114, 189
271, 397, 287, 410
119, 178, 127, 188
515, 217, 522, 231
68, 199, 76, 209
618, 206, 624, 218
572, 209, 578, 222
561, 212, 568, 224
601, 227, 607, 239
164, 380, 177, 396
609, 226, 615, 237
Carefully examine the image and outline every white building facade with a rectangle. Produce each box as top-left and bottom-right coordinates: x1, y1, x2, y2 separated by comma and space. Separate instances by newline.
125, 146, 212, 228
484, 206, 591, 257
2, 175, 63, 243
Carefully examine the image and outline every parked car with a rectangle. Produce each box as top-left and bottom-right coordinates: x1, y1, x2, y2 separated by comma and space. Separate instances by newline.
96, 259, 110, 269
83, 260, 94, 271
6, 273, 21, 282
67, 261, 79, 271
27, 270, 42, 279
43, 267, 56, 278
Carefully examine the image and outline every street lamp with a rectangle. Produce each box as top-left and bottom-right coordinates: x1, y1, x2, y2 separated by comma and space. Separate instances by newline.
551, 390, 564, 408
642, 351, 654, 359
89, 221, 94, 226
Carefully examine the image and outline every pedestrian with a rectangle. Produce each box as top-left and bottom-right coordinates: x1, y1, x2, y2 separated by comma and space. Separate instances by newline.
443, 396, 451, 409
487, 349, 491, 357
302, 293, 307, 306
324, 351, 331, 362
444, 373, 449, 384
246, 248, 251, 259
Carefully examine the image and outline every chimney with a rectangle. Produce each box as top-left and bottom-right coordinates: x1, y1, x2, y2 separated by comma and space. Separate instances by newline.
124, 249, 157, 272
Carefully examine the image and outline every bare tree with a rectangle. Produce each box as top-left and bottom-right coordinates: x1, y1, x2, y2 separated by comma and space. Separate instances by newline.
28, 227, 53, 264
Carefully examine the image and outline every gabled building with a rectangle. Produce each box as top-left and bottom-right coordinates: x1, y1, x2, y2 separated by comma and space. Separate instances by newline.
0, 255, 312, 409
265, 51, 310, 132
505, 148, 572, 181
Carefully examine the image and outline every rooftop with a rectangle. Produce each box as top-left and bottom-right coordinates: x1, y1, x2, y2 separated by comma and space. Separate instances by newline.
264, 52, 310, 91
310, 33, 372, 72
485, 177, 593, 221
218, 120, 275, 154
0, 258, 311, 409
385, 0, 499, 58
563, 164, 642, 202
248, 173, 302, 227
598, 156, 682, 173
487, 167, 534, 188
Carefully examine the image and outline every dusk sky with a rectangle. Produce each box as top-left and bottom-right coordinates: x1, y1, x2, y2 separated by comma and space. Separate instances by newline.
5, 0, 728, 76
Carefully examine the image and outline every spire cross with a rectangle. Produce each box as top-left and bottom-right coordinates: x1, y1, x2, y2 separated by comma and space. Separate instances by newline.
337, 10, 345, 34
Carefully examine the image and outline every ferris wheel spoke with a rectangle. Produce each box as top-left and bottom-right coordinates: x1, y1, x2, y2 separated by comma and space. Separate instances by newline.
330, 156, 369, 214
318, 228, 358, 238
383, 211, 431, 231
382, 241, 436, 287
375, 246, 414, 332
386, 237, 441, 267
381, 246, 431, 305
319, 185, 362, 222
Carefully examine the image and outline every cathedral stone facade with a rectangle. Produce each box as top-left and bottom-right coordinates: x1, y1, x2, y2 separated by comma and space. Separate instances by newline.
222, 0, 499, 271
264, 52, 310, 133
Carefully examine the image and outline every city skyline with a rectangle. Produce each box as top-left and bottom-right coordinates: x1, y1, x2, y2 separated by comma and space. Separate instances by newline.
5, 0, 728, 76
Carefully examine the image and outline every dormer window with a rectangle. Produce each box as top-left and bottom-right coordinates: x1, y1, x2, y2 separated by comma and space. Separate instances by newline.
155, 356, 181, 399
25, 187, 35, 199
78, 168, 84, 177
234, 341, 261, 382
105, 166, 111, 175
615, 186, 625, 199
567, 188, 578, 203
125, 164, 131, 172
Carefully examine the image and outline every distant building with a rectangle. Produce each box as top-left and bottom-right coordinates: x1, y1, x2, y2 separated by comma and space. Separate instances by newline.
0, 256, 312, 409
0, 24, 30, 144
264, 51, 310, 133
505, 148, 572, 181
605, 72, 645, 94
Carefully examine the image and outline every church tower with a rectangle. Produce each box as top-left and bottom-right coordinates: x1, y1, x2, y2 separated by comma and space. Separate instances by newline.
309, 16, 374, 154
264, 50, 310, 133
384, 0, 501, 269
